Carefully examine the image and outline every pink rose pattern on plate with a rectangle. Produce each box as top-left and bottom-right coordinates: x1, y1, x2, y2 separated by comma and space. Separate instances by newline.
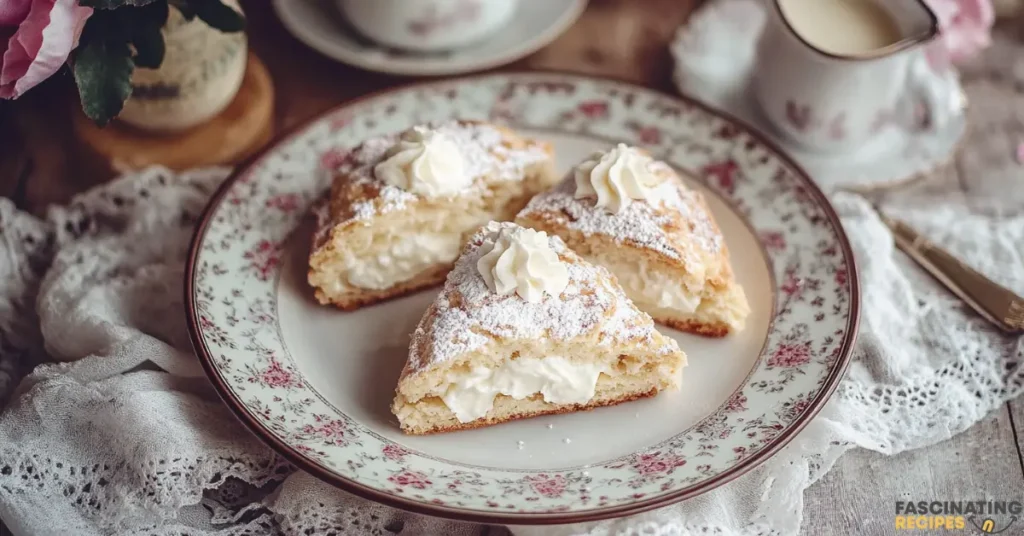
190, 73, 856, 515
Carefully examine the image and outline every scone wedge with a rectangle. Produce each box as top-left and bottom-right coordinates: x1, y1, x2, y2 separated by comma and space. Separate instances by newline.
392, 221, 687, 435
516, 144, 750, 337
309, 121, 557, 310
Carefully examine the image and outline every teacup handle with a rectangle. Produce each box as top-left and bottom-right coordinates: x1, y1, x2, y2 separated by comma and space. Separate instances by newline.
895, 52, 965, 132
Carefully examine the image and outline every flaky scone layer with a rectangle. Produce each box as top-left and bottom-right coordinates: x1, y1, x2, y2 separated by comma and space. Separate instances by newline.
308, 121, 557, 309
516, 164, 750, 336
392, 224, 686, 434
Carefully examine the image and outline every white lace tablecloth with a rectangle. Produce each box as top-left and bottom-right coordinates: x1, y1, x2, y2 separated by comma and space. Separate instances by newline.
2, 38, 1024, 536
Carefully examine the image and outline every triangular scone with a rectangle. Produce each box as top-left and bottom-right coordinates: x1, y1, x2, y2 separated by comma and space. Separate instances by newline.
309, 120, 557, 310
516, 144, 750, 337
392, 221, 687, 435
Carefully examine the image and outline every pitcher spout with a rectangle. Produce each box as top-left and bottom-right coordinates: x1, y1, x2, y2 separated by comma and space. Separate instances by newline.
772, 0, 940, 61
888, 0, 941, 45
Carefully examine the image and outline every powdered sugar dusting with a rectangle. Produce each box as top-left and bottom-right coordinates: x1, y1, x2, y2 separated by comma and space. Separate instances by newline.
334, 121, 549, 222
407, 222, 675, 372
520, 165, 722, 264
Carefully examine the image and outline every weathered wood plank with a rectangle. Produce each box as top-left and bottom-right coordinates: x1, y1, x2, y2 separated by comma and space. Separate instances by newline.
1005, 400, 1024, 478
801, 405, 1024, 536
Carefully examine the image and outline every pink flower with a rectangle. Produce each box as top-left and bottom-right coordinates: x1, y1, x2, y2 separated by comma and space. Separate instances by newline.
1, 0, 92, 99
632, 452, 686, 476
636, 126, 661, 145
767, 343, 812, 368
266, 193, 300, 212
382, 443, 409, 462
786, 398, 811, 420
578, 100, 609, 118
835, 267, 848, 286
255, 359, 303, 389
302, 416, 349, 444
389, 470, 432, 490
524, 474, 567, 498
243, 240, 281, 281
724, 392, 748, 412
319, 147, 350, 170
924, 0, 994, 68
701, 160, 738, 194
781, 273, 802, 296
760, 231, 786, 252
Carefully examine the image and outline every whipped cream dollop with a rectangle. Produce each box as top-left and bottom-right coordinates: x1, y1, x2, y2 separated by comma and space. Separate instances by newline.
476, 223, 569, 303
442, 356, 609, 423
374, 127, 470, 197
344, 232, 462, 290
574, 143, 666, 213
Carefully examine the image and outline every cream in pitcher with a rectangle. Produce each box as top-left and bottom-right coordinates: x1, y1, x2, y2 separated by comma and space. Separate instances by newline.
779, 0, 902, 55
753, 0, 963, 152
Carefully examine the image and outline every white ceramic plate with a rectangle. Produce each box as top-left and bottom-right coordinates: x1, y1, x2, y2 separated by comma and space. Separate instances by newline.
186, 73, 859, 523
272, 0, 587, 76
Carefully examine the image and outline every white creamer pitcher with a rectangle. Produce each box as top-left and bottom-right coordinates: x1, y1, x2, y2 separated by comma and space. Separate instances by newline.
752, 0, 964, 152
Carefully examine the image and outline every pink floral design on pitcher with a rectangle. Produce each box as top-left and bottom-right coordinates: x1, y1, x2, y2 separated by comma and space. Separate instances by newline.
785, 101, 814, 132
827, 113, 847, 141
869, 108, 895, 135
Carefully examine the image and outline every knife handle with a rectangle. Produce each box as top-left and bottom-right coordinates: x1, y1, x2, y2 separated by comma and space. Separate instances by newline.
881, 215, 1024, 333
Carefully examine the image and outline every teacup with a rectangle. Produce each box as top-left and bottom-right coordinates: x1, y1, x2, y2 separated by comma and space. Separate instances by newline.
752, 0, 964, 153
337, 0, 519, 52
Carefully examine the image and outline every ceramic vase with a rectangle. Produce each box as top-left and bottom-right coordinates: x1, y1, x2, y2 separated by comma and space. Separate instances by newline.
118, 0, 247, 132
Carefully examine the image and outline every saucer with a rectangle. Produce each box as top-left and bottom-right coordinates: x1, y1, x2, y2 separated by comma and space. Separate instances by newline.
670, 0, 967, 192
272, 0, 587, 77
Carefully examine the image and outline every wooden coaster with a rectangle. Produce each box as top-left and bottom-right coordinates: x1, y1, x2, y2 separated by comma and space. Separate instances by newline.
73, 53, 274, 174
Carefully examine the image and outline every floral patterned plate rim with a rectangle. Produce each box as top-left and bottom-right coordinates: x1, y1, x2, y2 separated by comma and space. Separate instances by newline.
185, 71, 860, 524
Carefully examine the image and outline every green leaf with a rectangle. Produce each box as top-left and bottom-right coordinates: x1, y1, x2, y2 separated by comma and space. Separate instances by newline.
136, 0, 170, 26
131, 27, 165, 68
192, 0, 245, 32
78, 0, 160, 9
74, 41, 135, 127
78, 9, 132, 45
129, 2, 169, 68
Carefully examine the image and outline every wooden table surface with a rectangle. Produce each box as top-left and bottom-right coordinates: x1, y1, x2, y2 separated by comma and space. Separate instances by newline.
1, 2, 1022, 535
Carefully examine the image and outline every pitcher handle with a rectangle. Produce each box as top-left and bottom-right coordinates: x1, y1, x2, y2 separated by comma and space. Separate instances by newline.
897, 52, 966, 132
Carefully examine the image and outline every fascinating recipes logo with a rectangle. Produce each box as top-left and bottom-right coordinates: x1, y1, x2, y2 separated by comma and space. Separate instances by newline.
895, 500, 1021, 533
